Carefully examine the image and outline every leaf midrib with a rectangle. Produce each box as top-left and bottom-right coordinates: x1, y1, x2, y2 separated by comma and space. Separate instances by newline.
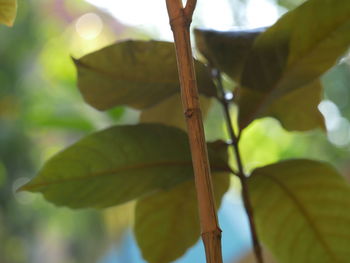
265, 173, 341, 263
22, 160, 230, 191
74, 59, 179, 86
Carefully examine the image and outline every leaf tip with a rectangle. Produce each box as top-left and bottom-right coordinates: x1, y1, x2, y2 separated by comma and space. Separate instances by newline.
16, 179, 37, 193
71, 56, 80, 66
0, 0, 18, 27
16, 183, 30, 193
0, 17, 15, 27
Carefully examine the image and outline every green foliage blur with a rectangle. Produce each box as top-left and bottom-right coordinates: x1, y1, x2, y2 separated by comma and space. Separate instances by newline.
1, 0, 350, 262
0, 1, 127, 262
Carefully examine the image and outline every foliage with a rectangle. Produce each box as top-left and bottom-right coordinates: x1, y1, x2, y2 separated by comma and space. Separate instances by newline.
135, 172, 229, 263
21, 124, 230, 209
0, 2, 110, 262
248, 159, 350, 262
17, 0, 350, 263
0, 0, 17, 26
73, 40, 216, 111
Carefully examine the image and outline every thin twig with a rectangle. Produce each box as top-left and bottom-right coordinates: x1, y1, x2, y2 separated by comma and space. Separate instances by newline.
184, 0, 197, 18
165, 1, 223, 263
212, 69, 264, 263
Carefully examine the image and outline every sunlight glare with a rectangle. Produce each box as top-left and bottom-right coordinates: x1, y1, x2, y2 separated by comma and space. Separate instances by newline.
85, 0, 279, 39
195, 0, 234, 30
246, 0, 279, 28
85, 0, 171, 39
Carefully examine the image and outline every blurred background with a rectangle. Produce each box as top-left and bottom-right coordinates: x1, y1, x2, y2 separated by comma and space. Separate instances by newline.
1, 0, 349, 262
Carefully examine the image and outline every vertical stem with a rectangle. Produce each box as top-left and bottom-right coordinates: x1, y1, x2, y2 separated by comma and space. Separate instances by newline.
165, 1, 223, 263
213, 69, 264, 263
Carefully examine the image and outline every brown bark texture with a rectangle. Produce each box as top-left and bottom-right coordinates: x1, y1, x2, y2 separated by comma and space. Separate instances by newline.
165, 1, 223, 263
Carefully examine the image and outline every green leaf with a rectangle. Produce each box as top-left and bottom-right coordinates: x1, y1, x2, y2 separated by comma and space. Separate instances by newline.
0, 0, 17, 27
19, 124, 230, 209
140, 94, 212, 131
247, 159, 350, 263
238, 80, 325, 131
134, 172, 229, 263
73, 40, 216, 111
238, 0, 350, 130
194, 28, 264, 82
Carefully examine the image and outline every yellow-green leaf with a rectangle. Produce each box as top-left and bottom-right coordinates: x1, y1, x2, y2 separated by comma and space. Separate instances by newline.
20, 124, 230, 209
238, 80, 325, 131
134, 172, 230, 263
140, 93, 212, 131
103, 202, 134, 241
248, 159, 350, 263
74, 40, 216, 111
238, 0, 350, 130
0, 0, 17, 27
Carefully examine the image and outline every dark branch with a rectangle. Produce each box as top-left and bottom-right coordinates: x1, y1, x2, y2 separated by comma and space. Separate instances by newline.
212, 69, 264, 263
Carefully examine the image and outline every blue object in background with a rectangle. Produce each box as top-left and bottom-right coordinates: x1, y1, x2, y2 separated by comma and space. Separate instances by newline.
100, 193, 252, 263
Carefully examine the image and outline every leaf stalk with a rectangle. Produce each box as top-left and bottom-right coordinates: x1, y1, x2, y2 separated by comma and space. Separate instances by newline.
212, 69, 264, 263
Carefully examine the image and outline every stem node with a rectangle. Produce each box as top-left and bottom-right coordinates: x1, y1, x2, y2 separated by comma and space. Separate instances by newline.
165, 1, 223, 263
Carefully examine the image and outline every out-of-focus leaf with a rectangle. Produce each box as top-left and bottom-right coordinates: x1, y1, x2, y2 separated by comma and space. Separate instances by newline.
20, 124, 230, 209
140, 94, 212, 131
73, 40, 216, 111
248, 159, 350, 263
135, 172, 229, 263
106, 106, 125, 121
28, 110, 94, 131
0, 0, 17, 27
238, 80, 325, 131
0, 162, 6, 187
238, 0, 350, 130
103, 202, 134, 241
194, 28, 265, 82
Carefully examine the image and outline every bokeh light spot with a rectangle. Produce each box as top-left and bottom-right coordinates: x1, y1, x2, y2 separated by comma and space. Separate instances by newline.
328, 118, 350, 147
75, 13, 103, 40
318, 100, 342, 131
